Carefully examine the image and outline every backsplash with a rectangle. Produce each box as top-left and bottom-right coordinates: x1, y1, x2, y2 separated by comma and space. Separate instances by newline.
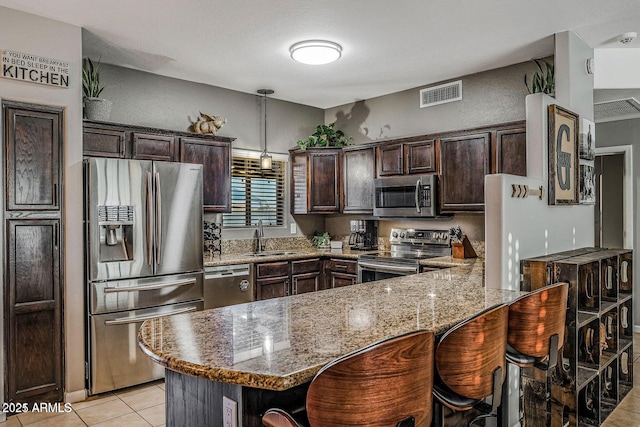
203, 220, 222, 257
221, 236, 316, 255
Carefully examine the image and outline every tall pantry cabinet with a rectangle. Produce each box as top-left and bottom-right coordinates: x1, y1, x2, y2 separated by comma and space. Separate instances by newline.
2, 101, 64, 405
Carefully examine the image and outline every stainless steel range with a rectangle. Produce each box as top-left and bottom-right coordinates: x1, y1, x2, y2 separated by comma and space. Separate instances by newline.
357, 228, 451, 283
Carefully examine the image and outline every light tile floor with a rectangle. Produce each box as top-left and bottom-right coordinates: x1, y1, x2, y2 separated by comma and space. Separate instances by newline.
2, 335, 640, 426
1, 381, 165, 427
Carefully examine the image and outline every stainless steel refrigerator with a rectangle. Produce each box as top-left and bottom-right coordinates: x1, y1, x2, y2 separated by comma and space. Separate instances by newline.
84, 158, 204, 395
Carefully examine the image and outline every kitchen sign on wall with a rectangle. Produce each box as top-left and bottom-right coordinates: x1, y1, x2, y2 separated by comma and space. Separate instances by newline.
1, 50, 69, 88
547, 104, 579, 205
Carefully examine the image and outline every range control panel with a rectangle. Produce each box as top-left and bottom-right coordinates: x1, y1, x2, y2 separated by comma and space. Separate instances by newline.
389, 228, 450, 246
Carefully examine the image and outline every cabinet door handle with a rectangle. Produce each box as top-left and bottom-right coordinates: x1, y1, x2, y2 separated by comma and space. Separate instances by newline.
54, 222, 59, 248
53, 183, 58, 207
292, 278, 297, 295
285, 279, 290, 296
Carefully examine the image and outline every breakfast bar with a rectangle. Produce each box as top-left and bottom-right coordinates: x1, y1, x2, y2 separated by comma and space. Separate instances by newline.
138, 259, 525, 426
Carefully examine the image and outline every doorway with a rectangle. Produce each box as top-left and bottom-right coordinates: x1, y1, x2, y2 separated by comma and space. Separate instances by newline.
594, 145, 633, 249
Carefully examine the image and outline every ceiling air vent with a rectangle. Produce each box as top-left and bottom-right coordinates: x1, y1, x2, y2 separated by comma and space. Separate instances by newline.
594, 97, 640, 123
420, 80, 462, 108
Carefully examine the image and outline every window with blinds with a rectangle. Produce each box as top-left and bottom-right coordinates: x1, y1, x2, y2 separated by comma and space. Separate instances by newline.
223, 156, 286, 227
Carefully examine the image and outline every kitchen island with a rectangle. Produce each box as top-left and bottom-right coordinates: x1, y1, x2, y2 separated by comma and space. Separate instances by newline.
138, 258, 523, 427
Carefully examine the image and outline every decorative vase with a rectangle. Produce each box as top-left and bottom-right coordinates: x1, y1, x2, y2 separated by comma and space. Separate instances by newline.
84, 98, 112, 121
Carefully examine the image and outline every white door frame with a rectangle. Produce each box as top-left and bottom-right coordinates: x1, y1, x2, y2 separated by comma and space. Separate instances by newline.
595, 145, 634, 249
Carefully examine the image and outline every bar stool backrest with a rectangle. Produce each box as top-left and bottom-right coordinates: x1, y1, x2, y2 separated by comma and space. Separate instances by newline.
507, 282, 568, 359
306, 329, 435, 427
435, 304, 509, 400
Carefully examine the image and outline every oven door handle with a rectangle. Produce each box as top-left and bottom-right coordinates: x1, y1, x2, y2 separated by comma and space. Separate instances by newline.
415, 180, 422, 213
103, 278, 197, 293
358, 261, 419, 273
104, 306, 197, 325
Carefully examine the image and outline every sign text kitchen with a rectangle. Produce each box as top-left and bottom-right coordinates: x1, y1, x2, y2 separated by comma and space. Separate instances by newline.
1, 50, 69, 88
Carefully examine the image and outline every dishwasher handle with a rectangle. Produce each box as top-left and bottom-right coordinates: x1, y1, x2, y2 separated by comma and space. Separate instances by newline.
205, 265, 251, 279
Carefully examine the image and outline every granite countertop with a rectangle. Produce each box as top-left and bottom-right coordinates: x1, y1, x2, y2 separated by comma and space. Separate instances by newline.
203, 248, 364, 267
203, 247, 471, 268
138, 258, 524, 391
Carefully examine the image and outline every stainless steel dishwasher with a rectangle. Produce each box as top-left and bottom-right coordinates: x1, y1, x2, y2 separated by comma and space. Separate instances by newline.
204, 264, 254, 309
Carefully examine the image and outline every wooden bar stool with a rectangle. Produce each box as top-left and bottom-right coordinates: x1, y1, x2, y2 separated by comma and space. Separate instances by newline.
432, 304, 509, 427
502, 282, 569, 426
506, 282, 568, 368
262, 329, 435, 427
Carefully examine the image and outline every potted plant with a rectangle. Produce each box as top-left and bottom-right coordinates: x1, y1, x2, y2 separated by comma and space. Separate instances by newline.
82, 57, 112, 121
524, 59, 555, 96
296, 122, 353, 150
312, 232, 331, 250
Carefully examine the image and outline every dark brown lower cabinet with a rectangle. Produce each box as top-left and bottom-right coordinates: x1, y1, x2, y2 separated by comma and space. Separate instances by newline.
256, 258, 357, 300
3, 100, 64, 407
7, 220, 62, 404
291, 259, 322, 295
328, 259, 358, 288
256, 261, 290, 300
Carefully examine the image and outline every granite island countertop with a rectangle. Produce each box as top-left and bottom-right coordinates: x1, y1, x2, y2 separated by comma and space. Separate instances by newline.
138, 258, 524, 391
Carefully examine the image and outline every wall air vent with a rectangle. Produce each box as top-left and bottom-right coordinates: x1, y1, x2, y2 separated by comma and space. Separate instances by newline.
420, 80, 462, 108
594, 97, 640, 123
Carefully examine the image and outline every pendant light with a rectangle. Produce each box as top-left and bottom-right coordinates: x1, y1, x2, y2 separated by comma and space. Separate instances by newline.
257, 89, 274, 170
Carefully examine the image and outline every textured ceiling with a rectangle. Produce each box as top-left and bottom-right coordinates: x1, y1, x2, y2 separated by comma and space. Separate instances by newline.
1, 0, 640, 108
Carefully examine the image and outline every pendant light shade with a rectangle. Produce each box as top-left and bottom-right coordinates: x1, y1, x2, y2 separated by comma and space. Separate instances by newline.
257, 89, 274, 170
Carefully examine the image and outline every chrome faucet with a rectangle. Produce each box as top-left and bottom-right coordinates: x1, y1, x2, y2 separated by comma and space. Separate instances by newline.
257, 219, 265, 253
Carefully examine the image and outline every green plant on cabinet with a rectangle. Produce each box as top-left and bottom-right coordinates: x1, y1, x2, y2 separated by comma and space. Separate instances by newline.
297, 122, 353, 150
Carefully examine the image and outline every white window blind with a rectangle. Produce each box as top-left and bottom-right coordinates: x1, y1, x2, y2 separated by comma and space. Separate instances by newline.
223, 156, 285, 227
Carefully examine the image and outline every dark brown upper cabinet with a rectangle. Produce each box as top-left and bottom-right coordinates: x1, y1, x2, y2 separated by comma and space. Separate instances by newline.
180, 137, 231, 212
376, 139, 436, 176
376, 143, 403, 176
404, 139, 436, 174
132, 133, 177, 161
290, 148, 342, 214
82, 121, 235, 213
83, 124, 127, 158
343, 145, 376, 214
439, 132, 490, 212
495, 127, 527, 176
5, 103, 62, 211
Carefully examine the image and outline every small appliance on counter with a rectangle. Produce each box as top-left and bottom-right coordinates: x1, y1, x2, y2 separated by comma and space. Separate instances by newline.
348, 220, 378, 250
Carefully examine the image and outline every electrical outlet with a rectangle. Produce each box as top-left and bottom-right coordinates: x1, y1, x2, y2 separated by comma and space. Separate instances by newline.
223, 396, 238, 427
290, 223, 297, 234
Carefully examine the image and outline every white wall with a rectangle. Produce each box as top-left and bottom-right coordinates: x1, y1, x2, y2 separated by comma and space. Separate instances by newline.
0, 6, 85, 406
594, 49, 640, 89
485, 94, 595, 291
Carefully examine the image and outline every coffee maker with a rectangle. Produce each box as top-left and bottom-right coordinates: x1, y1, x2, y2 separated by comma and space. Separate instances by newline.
349, 220, 377, 250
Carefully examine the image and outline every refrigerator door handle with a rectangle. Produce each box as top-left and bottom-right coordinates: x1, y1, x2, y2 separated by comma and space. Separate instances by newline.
155, 171, 162, 265
146, 171, 153, 265
104, 306, 197, 325
103, 278, 198, 294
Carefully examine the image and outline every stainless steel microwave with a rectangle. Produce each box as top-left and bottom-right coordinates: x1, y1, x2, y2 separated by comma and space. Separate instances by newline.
373, 174, 437, 217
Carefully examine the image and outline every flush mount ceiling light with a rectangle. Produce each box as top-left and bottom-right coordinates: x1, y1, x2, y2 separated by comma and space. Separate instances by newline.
618, 32, 637, 44
290, 40, 342, 65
